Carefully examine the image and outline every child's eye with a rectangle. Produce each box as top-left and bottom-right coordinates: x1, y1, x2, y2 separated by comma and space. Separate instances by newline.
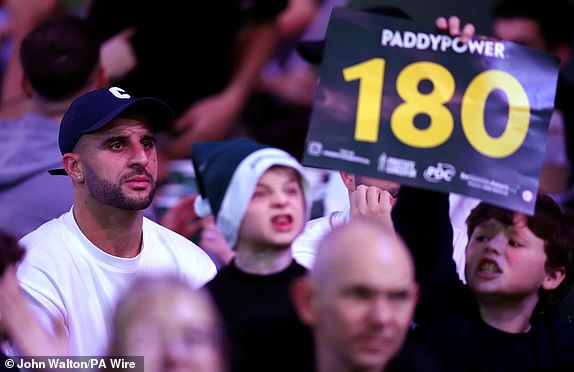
509, 240, 523, 248
474, 235, 489, 243
252, 189, 267, 198
285, 186, 301, 196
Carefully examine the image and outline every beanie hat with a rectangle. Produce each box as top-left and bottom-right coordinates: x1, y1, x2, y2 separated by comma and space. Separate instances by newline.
192, 137, 312, 248
49, 86, 173, 175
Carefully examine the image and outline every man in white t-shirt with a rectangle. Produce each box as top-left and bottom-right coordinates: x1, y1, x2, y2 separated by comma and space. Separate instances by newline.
16, 87, 216, 356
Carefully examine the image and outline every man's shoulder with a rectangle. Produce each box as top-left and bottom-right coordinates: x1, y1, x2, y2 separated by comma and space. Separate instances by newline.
19, 212, 70, 250
17, 212, 83, 282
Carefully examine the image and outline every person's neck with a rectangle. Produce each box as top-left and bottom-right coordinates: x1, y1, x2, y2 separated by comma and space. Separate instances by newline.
234, 243, 293, 275
31, 95, 75, 121
72, 201, 144, 258
477, 294, 539, 333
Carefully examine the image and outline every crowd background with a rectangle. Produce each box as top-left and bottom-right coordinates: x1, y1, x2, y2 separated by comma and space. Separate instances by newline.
1, 1, 574, 371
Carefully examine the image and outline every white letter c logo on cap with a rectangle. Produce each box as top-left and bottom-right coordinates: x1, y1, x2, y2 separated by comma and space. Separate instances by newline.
109, 87, 131, 99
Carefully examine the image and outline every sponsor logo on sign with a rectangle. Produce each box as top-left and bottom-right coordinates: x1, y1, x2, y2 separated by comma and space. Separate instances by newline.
423, 163, 456, 182
378, 153, 417, 179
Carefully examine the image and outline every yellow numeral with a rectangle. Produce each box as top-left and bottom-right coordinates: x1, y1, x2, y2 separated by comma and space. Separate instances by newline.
392, 61, 455, 148
462, 70, 530, 158
343, 58, 385, 142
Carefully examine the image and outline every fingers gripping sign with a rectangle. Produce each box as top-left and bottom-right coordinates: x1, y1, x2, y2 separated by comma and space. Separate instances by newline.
350, 185, 395, 232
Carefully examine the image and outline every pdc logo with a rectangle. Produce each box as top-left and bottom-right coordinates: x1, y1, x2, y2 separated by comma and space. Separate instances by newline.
423, 163, 456, 183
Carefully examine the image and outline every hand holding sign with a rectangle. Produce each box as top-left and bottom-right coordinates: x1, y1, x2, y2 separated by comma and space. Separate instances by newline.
303, 7, 559, 214
435, 15, 476, 43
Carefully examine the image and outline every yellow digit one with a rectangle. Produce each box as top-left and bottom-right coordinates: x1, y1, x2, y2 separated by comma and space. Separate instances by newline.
343, 58, 385, 142
392, 61, 455, 148
462, 71, 530, 158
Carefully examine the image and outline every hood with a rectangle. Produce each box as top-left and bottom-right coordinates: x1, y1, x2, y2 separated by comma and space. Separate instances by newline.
0, 113, 65, 187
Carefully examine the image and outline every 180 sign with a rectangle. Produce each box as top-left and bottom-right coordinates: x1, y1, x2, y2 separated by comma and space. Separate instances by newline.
343, 57, 530, 158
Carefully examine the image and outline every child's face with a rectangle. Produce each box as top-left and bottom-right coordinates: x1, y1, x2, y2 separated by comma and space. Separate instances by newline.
238, 166, 306, 250
465, 213, 551, 305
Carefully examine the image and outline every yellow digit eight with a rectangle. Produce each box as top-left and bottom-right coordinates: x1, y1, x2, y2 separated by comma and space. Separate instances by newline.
392, 61, 455, 148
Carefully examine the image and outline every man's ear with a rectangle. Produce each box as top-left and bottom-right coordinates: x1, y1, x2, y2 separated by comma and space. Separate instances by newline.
63, 153, 84, 182
290, 276, 317, 326
339, 172, 356, 191
541, 266, 566, 291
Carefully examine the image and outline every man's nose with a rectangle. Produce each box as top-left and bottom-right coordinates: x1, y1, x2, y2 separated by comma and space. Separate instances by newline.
369, 297, 394, 325
129, 143, 151, 167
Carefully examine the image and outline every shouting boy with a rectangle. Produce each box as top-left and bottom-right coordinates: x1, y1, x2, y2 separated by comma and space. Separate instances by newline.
414, 193, 574, 370
192, 137, 314, 372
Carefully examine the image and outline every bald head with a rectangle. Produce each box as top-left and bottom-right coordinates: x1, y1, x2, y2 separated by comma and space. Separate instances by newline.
312, 218, 415, 285
293, 218, 418, 372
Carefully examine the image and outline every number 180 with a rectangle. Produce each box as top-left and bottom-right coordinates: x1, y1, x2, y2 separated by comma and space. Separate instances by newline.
343, 58, 530, 158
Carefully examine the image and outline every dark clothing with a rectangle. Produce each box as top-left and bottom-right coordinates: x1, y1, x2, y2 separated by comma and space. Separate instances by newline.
205, 259, 314, 372
393, 187, 574, 371
386, 341, 443, 372
88, 0, 287, 121
555, 74, 574, 188
418, 281, 574, 371
392, 186, 457, 329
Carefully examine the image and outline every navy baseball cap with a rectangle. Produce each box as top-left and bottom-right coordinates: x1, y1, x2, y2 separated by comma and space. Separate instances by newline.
49, 86, 174, 175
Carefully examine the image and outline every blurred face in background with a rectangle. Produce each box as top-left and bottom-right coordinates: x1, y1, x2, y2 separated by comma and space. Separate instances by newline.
111, 285, 224, 372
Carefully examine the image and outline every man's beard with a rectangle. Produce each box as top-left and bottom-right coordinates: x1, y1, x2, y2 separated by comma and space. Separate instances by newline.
85, 166, 156, 210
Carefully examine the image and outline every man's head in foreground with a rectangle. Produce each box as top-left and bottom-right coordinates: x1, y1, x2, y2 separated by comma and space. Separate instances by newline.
292, 218, 418, 372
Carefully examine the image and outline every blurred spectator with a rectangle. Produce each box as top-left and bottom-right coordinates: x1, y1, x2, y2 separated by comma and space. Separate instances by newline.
108, 275, 226, 372
0, 0, 62, 110
0, 229, 67, 366
0, 14, 104, 239
291, 217, 440, 372
87, 0, 288, 159
242, 0, 321, 160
